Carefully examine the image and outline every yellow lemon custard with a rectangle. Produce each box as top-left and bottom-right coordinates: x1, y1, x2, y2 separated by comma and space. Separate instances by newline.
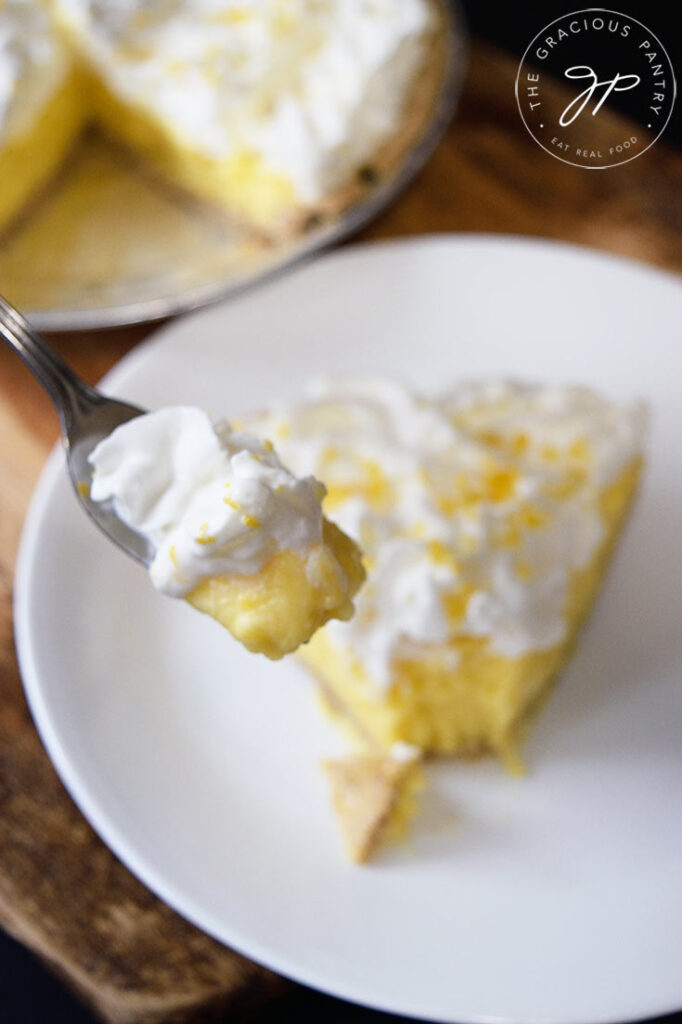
323, 742, 424, 863
186, 519, 364, 659
252, 379, 646, 764
0, 0, 83, 233
89, 406, 364, 659
2, 0, 443, 235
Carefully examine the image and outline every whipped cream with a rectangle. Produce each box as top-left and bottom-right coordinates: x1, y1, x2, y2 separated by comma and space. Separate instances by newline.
89, 406, 326, 597
389, 740, 421, 763
253, 378, 646, 690
55, 0, 433, 202
0, 0, 69, 141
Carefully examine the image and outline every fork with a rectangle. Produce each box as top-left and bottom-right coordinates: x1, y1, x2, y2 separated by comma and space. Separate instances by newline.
0, 294, 153, 566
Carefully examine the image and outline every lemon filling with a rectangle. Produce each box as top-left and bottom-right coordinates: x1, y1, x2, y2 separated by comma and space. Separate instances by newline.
186, 519, 364, 660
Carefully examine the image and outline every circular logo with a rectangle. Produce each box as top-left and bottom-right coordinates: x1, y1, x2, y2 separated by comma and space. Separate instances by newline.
515, 8, 676, 169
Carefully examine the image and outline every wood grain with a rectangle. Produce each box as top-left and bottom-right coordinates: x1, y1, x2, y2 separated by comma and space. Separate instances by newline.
359, 44, 682, 271
0, 41, 680, 1024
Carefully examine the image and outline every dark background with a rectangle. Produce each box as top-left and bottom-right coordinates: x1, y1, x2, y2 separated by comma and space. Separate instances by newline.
464, 0, 681, 146
3, 1, 680, 1021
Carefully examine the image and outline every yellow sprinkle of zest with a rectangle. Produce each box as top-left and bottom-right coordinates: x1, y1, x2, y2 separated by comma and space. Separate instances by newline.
208, 7, 251, 24
76, 480, 90, 497
515, 559, 534, 582
521, 504, 547, 530
480, 429, 502, 448
443, 586, 475, 625
223, 497, 241, 510
569, 436, 592, 462
242, 514, 261, 529
512, 432, 529, 455
485, 467, 518, 503
169, 544, 178, 568
427, 540, 457, 568
498, 522, 522, 548
276, 422, 291, 440
499, 503, 547, 547
196, 522, 217, 546
322, 445, 341, 463
364, 459, 391, 506
263, 439, 275, 453
273, 9, 296, 34
407, 519, 427, 540
436, 494, 459, 518
224, 481, 231, 488
165, 58, 188, 76
325, 458, 391, 513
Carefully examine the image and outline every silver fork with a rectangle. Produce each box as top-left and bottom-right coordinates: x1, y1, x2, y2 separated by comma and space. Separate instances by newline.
0, 294, 153, 567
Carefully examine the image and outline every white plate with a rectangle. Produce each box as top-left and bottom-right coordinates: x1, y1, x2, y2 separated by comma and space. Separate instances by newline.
15, 236, 682, 1024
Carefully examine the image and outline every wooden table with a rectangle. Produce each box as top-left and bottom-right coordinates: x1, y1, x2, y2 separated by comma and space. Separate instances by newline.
1, 42, 681, 1024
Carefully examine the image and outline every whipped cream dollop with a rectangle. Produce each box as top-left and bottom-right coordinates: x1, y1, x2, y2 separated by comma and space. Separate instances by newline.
0, 0, 68, 141
55, 0, 433, 202
253, 378, 646, 690
89, 406, 326, 597
388, 740, 421, 764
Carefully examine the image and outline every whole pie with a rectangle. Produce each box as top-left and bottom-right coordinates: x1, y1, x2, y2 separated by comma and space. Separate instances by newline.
0, 0, 448, 235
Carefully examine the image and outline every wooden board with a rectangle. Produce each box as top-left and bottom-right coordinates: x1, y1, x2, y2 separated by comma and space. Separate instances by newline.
0, 42, 680, 1023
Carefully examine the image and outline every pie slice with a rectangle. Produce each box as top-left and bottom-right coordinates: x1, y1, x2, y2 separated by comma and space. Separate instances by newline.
252, 378, 646, 766
323, 744, 424, 863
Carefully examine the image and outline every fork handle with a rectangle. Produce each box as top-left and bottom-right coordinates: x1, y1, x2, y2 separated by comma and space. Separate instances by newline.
0, 295, 99, 433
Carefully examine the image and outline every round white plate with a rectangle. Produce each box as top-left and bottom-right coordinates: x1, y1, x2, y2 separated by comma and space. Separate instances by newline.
15, 236, 682, 1024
